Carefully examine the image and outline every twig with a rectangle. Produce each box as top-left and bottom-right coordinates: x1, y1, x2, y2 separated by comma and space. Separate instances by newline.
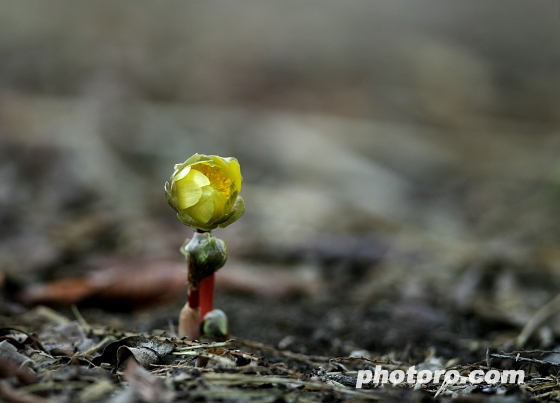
174, 341, 231, 352
500, 350, 560, 356
87, 326, 207, 346
490, 353, 560, 367
71, 304, 91, 333
233, 338, 331, 366
202, 373, 379, 400
516, 292, 560, 348
434, 380, 449, 398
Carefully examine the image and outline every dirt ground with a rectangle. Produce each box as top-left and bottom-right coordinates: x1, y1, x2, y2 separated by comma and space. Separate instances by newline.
3, 1, 560, 402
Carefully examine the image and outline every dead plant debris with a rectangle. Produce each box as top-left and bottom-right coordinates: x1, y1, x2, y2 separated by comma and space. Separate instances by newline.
0, 308, 557, 403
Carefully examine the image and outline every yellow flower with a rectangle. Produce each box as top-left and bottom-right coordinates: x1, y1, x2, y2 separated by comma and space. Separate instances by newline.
165, 154, 244, 231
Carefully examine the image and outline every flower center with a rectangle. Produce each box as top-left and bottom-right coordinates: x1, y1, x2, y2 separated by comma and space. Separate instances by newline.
192, 164, 231, 197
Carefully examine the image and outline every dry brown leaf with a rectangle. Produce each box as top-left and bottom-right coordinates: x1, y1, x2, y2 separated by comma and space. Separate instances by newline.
19, 259, 187, 310
122, 358, 175, 403
0, 380, 54, 403
18, 258, 324, 310
20, 278, 95, 306
0, 358, 38, 385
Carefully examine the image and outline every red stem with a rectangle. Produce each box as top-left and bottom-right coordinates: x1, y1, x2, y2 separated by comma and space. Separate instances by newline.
186, 229, 207, 310
188, 287, 200, 309
199, 273, 215, 320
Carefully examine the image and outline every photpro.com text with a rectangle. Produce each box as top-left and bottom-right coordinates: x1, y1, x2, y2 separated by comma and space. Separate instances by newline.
355, 366, 524, 388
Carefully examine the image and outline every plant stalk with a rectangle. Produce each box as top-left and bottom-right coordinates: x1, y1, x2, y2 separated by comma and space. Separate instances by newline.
199, 273, 215, 319
188, 287, 200, 309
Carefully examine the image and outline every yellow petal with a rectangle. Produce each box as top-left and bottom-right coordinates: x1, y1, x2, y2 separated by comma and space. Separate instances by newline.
173, 166, 191, 181
226, 158, 242, 193
167, 153, 244, 230
186, 186, 215, 224
212, 156, 242, 193
176, 169, 210, 209
210, 188, 228, 220
184, 153, 213, 167
212, 155, 229, 171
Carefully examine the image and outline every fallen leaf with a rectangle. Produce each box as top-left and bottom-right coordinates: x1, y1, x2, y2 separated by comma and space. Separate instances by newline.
0, 358, 38, 385
92, 336, 175, 370
18, 258, 325, 310
0, 380, 54, 403
19, 259, 187, 310
39, 322, 94, 354
0, 341, 31, 367
121, 357, 175, 403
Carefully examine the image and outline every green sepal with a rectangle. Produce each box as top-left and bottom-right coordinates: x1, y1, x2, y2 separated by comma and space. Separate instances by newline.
181, 232, 227, 287
218, 196, 245, 228
173, 195, 245, 231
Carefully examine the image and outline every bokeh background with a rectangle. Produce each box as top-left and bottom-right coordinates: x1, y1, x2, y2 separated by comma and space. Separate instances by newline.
2, 1, 560, 356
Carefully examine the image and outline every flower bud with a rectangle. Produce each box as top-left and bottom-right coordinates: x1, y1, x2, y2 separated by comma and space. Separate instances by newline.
202, 309, 229, 340
181, 232, 227, 289
165, 154, 244, 231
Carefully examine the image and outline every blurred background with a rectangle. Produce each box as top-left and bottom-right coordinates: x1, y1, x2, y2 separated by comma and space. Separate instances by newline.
2, 0, 560, 358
